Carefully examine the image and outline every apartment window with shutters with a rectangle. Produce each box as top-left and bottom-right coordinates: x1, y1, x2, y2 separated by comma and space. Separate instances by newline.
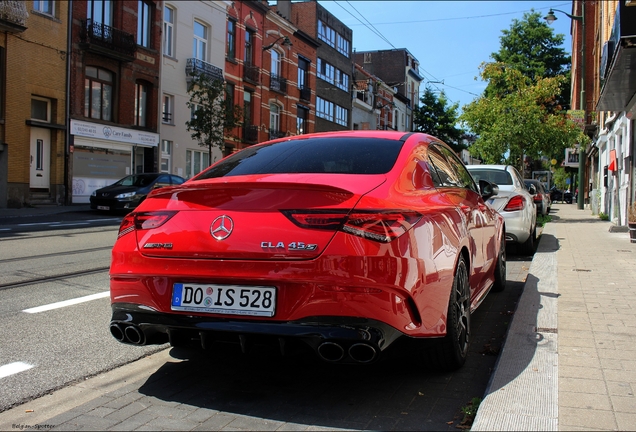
137, 1, 151, 47
163, 5, 175, 56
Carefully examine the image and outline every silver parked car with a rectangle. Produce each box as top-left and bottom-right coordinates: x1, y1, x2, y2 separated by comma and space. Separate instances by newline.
467, 165, 537, 254
524, 179, 551, 216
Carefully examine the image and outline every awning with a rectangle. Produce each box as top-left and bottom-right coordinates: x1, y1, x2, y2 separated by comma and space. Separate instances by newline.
597, 41, 636, 112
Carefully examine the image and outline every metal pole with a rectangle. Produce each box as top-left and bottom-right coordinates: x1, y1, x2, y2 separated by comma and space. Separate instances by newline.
577, 1, 585, 209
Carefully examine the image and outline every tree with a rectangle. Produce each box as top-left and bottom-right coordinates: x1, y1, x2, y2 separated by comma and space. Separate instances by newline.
413, 86, 465, 152
487, 11, 571, 110
461, 63, 587, 173
185, 71, 243, 166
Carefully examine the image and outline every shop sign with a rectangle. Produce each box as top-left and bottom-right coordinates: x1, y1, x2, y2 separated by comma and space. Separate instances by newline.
70, 119, 159, 146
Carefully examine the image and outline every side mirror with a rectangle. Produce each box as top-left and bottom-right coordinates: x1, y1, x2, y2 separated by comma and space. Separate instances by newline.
479, 179, 499, 201
527, 184, 537, 195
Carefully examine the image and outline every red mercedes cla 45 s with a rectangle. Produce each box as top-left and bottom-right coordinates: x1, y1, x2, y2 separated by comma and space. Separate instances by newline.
109, 131, 505, 371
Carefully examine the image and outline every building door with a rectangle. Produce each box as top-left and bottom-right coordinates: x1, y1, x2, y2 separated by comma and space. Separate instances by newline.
30, 128, 50, 189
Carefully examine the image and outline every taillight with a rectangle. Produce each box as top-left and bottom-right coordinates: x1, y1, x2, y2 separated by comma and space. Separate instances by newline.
533, 193, 543, 202
282, 209, 422, 243
117, 211, 177, 238
503, 195, 525, 212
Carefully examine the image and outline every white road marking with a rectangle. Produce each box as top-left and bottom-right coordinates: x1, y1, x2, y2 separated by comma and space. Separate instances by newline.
0, 362, 34, 379
23, 291, 110, 314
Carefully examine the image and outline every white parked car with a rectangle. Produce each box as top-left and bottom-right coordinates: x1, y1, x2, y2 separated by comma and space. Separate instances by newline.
466, 165, 537, 254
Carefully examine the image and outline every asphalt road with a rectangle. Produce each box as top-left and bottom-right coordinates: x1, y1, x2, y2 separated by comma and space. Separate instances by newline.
0, 210, 533, 430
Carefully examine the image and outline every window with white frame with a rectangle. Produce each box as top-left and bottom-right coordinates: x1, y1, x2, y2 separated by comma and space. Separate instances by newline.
186, 149, 209, 179
297, 105, 308, 135
162, 94, 173, 124
269, 103, 280, 137
316, 97, 334, 122
163, 5, 175, 56
317, 20, 335, 48
193, 21, 207, 61
335, 69, 349, 91
336, 34, 349, 57
34, 0, 54, 16
137, 1, 151, 47
31, 97, 51, 122
317, 58, 334, 84
271, 49, 281, 77
335, 105, 348, 127
161, 140, 172, 173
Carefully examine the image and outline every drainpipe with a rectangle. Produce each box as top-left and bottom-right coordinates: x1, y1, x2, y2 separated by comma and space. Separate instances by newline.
64, 0, 72, 205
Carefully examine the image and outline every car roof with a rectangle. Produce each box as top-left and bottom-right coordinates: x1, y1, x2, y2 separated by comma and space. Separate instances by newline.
466, 165, 510, 170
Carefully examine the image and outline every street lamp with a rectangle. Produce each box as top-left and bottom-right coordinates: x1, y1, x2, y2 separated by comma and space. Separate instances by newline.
544, 6, 585, 210
262, 35, 292, 51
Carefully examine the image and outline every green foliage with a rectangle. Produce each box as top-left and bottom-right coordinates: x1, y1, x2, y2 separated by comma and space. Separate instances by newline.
460, 63, 587, 173
413, 86, 466, 152
459, 397, 482, 427
185, 71, 243, 165
487, 11, 572, 110
537, 214, 552, 227
599, 212, 610, 221
551, 167, 569, 190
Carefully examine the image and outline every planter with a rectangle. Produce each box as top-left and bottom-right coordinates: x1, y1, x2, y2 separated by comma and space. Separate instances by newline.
629, 222, 636, 243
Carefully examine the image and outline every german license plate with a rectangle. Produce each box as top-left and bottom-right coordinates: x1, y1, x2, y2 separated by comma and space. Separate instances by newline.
97, 205, 110, 210
171, 283, 276, 317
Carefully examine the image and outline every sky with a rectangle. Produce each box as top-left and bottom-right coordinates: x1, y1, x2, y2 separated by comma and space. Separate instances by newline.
316, 0, 575, 111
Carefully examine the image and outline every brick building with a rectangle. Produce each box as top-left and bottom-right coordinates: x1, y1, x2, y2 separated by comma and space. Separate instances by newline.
0, 1, 68, 208
68, 0, 162, 204
353, 48, 423, 132
275, 0, 353, 132
263, 6, 318, 140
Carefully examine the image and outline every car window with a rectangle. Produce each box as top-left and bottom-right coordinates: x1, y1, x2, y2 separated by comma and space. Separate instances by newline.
155, 175, 171, 188
427, 145, 461, 188
438, 145, 478, 193
467, 169, 513, 186
171, 175, 185, 185
195, 137, 404, 179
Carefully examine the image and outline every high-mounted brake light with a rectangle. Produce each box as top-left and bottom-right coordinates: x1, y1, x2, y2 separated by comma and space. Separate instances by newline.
503, 195, 525, 212
282, 209, 422, 243
117, 211, 177, 238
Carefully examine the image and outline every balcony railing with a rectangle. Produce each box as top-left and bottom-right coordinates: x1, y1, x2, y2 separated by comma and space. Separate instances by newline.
269, 129, 286, 140
80, 19, 136, 60
242, 125, 259, 143
0, 1, 28, 33
269, 74, 287, 94
243, 62, 260, 84
185, 58, 224, 82
299, 86, 311, 102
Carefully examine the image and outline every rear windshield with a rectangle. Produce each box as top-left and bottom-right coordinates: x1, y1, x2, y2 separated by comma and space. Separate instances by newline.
195, 137, 404, 179
467, 169, 513, 186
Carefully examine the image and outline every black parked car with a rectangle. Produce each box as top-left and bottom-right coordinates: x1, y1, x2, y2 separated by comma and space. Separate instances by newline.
550, 187, 572, 204
90, 173, 185, 212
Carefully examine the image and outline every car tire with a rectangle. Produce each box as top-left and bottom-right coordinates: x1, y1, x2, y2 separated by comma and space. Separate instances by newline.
492, 233, 506, 292
423, 256, 471, 371
521, 225, 536, 255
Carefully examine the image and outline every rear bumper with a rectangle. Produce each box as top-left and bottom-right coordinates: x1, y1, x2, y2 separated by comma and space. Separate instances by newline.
110, 302, 409, 363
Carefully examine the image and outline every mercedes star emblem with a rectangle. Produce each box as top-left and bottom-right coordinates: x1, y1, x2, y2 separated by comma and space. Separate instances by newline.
210, 215, 234, 240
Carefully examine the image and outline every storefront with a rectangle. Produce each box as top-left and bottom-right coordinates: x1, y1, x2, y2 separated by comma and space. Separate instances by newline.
70, 120, 159, 203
